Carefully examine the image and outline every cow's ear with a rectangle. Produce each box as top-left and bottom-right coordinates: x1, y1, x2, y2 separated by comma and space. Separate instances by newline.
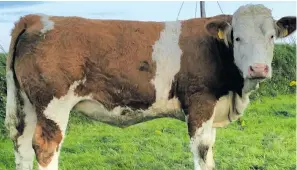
205, 19, 232, 45
275, 16, 296, 38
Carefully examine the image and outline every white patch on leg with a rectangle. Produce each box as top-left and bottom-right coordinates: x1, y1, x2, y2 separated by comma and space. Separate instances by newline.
16, 91, 37, 170
151, 21, 182, 101
14, 151, 21, 170
190, 117, 214, 170
43, 78, 91, 133
39, 79, 91, 169
5, 70, 18, 139
5, 71, 35, 169
205, 128, 216, 169
37, 14, 54, 34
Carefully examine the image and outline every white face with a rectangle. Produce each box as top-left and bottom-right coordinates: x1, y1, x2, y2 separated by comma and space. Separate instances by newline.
232, 6, 276, 80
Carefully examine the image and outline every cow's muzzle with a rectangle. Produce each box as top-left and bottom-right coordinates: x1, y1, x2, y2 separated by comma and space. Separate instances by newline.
248, 63, 269, 79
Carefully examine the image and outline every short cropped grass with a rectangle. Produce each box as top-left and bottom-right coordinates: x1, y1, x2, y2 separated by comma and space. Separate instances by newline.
0, 94, 295, 170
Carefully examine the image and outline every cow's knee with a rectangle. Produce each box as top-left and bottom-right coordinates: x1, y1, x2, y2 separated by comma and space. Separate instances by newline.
33, 117, 62, 168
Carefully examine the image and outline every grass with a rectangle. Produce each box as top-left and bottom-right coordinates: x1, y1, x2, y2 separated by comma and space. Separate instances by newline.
0, 53, 6, 138
215, 94, 296, 170
0, 94, 295, 170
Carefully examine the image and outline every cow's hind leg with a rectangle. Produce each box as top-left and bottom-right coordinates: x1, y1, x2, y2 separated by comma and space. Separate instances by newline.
31, 79, 90, 169
33, 116, 63, 170
8, 92, 37, 170
32, 107, 70, 170
32, 92, 87, 169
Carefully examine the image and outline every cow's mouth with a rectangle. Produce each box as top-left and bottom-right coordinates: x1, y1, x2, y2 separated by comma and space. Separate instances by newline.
248, 77, 266, 81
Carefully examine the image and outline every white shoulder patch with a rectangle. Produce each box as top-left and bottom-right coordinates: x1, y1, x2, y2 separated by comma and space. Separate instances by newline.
37, 13, 55, 34
151, 21, 182, 101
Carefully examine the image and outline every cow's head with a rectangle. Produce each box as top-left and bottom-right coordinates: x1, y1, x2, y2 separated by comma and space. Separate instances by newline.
205, 4, 296, 81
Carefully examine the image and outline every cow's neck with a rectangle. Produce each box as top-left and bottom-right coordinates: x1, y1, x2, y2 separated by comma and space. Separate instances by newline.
214, 39, 245, 98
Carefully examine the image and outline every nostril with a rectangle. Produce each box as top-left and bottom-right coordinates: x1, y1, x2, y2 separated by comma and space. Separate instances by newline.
264, 66, 269, 73
249, 66, 254, 72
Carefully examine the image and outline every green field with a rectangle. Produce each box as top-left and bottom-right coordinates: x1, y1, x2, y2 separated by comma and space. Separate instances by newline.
0, 95, 295, 170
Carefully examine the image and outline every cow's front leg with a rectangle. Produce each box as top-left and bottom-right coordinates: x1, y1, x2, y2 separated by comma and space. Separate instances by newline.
205, 128, 216, 168
187, 93, 217, 170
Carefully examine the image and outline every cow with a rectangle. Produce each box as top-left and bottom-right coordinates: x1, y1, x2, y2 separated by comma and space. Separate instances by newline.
4, 4, 295, 170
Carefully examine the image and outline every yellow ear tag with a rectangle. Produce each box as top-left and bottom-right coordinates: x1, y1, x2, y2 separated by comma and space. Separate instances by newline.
218, 30, 224, 39
283, 28, 288, 37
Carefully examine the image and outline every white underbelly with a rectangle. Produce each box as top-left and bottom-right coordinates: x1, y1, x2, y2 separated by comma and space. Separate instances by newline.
73, 93, 239, 128
72, 97, 182, 127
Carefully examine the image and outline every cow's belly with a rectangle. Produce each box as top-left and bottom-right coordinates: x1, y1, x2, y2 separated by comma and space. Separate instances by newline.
72, 97, 182, 127
73, 92, 238, 128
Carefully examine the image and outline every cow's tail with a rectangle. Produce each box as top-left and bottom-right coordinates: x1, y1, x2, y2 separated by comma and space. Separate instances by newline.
5, 16, 27, 140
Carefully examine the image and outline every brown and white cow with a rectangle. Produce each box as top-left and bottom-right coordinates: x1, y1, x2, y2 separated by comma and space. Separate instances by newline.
5, 4, 295, 170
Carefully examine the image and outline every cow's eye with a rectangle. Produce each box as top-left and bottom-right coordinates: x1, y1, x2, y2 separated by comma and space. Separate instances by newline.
235, 37, 240, 41
270, 35, 274, 39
